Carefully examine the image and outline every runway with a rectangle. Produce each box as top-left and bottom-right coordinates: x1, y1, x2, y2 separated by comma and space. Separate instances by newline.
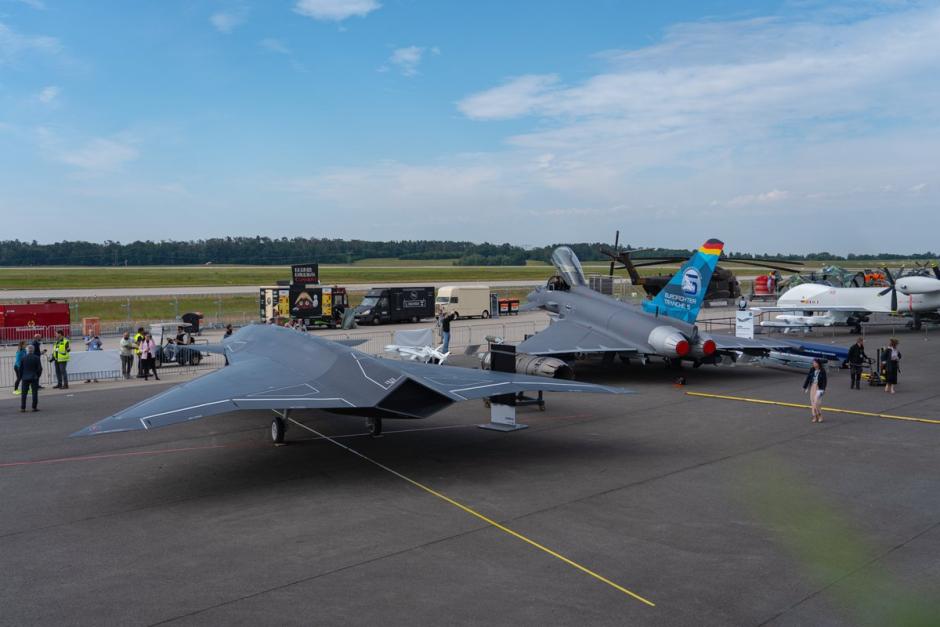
1, 330, 938, 625
0, 280, 550, 300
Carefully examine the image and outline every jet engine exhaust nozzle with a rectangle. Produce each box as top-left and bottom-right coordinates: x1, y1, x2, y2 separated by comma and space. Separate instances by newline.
648, 326, 690, 358
480, 352, 574, 379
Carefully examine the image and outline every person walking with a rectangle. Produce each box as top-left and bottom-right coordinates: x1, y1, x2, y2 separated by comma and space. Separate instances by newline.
134, 327, 145, 377
19, 345, 42, 412
140, 332, 160, 381
847, 337, 868, 390
12, 340, 26, 395
802, 358, 828, 423
883, 338, 901, 394
52, 330, 70, 389
119, 331, 135, 380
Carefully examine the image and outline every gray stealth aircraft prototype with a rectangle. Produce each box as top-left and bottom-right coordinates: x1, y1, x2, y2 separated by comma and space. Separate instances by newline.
74, 324, 631, 443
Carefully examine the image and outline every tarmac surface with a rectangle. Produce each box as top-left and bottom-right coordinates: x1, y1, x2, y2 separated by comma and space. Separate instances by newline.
1, 329, 939, 626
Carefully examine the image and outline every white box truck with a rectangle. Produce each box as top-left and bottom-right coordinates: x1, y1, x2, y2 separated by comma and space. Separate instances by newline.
435, 285, 491, 319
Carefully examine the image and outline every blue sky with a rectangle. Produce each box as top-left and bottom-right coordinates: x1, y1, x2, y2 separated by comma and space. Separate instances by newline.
1, 0, 938, 253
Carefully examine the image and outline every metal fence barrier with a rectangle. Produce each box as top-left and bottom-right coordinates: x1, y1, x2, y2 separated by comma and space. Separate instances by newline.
0, 351, 226, 389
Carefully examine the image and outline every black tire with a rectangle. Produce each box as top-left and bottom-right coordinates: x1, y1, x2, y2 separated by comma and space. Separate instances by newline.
481, 310, 490, 319
412, 316, 419, 323
366, 417, 383, 437
372, 316, 381, 326
271, 416, 286, 444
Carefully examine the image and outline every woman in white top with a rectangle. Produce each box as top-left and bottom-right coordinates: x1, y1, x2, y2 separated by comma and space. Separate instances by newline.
140, 333, 160, 381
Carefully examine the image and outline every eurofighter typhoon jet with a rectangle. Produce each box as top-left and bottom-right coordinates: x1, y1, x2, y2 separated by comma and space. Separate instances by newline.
74, 324, 631, 443
519, 240, 819, 367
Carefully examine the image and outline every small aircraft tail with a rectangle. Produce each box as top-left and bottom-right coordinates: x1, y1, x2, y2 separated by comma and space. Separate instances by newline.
642, 239, 724, 324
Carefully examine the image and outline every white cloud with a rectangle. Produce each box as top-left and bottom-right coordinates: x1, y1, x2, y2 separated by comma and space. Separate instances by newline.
458, 75, 559, 120
210, 10, 247, 34
389, 46, 426, 76
14, 0, 46, 9
37, 85, 59, 104
275, 6, 940, 252
260, 38, 290, 54
909, 183, 927, 193
0, 20, 61, 65
294, 0, 381, 22
39, 128, 139, 174
726, 189, 789, 208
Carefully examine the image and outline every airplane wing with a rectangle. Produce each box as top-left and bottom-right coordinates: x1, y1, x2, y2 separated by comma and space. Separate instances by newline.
517, 320, 640, 356
708, 332, 805, 355
394, 359, 632, 401
71, 357, 359, 436
74, 350, 632, 436
751, 305, 871, 312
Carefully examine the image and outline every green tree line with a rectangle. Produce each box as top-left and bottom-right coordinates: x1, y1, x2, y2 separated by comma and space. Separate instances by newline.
0, 238, 935, 267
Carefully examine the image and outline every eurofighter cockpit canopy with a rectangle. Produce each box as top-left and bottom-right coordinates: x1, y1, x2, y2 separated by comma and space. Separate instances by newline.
551, 246, 587, 288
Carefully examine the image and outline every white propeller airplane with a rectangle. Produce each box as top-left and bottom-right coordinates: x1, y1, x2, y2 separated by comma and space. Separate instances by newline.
754, 267, 940, 331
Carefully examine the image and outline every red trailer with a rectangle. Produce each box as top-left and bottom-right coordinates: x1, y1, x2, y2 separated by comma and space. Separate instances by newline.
0, 301, 71, 343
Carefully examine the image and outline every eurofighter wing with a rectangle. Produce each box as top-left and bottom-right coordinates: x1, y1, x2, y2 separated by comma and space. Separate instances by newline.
73, 324, 632, 437
513, 319, 639, 356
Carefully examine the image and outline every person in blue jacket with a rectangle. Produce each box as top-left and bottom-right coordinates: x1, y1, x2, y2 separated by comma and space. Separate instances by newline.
12, 340, 26, 395
802, 358, 828, 423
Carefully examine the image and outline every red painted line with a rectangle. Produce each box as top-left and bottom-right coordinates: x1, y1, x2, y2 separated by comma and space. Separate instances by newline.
0, 442, 254, 469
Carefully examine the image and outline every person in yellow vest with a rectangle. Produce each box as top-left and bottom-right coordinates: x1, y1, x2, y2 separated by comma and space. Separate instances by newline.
134, 327, 145, 378
52, 329, 70, 389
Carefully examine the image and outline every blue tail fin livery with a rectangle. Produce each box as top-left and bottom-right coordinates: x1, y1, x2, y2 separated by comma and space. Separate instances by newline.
642, 239, 724, 324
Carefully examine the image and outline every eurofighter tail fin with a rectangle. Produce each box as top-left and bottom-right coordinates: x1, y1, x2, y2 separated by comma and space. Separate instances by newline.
642, 239, 723, 324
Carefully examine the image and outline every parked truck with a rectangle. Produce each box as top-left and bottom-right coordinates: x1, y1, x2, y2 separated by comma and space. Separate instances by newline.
259, 285, 350, 328
0, 300, 70, 344
354, 287, 435, 325
435, 285, 491, 319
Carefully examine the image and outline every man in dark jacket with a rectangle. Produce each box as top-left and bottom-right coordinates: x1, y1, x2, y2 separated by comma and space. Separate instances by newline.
439, 309, 457, 353
847, 337, 868, 390
20, 345, 43, 412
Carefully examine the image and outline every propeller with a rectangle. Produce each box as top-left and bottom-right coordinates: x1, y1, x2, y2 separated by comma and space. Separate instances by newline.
877, 266, 900, 312
608, 230, 620, 277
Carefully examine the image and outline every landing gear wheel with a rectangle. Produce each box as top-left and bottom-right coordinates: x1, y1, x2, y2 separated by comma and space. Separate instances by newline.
271, 416, 286, 444
482, 310, 490, 319
366, 417, 383, 437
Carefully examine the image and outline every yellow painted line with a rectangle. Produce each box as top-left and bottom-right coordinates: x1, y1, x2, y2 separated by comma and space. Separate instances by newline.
685, 392, 940, 425
288, 418, 655, 607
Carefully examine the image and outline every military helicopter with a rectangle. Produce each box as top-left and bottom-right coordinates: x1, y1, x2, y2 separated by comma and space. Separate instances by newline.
600, 231, 804, 302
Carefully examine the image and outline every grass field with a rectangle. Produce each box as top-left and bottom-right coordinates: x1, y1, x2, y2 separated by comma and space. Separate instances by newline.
61, 287, 544, 323
0, 259, 924, 290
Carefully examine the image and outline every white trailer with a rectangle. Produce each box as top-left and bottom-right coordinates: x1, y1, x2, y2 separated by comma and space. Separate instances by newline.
435, 285, 491, 319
